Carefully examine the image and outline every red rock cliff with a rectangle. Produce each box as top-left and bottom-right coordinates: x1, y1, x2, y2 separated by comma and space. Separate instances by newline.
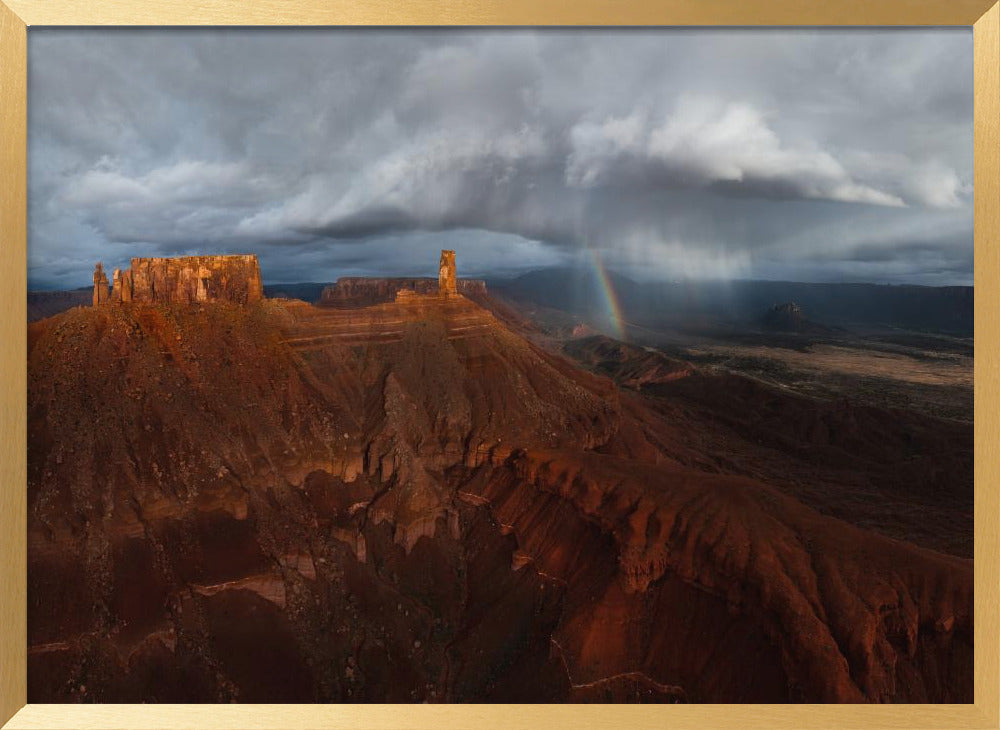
97, 255, 263, 305
92, 263, 109, 306
439, 249, 457, 295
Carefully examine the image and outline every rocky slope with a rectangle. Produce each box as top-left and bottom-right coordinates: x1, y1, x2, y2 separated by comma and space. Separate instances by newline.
27, 294, 972, 702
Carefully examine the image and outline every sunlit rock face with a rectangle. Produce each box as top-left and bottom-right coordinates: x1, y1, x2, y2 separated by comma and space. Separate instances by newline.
439, 249, 457, 296
92, 263, 109, 307
94, 255, 264, 306
28, 252, 972, 703
318, 249, 484, 308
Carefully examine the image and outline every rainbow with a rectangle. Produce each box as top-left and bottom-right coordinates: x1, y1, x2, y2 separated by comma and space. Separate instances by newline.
587, 248, 626, 341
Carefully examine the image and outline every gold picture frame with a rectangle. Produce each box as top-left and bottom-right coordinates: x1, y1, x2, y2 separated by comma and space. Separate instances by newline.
1, 1, 997, 727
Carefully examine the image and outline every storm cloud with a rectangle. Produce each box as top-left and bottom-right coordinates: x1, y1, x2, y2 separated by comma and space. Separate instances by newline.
28, 28, 972, 289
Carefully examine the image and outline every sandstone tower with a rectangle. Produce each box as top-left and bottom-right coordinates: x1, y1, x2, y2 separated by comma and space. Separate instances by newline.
110, 267, 134, 304
438, 250, 457, 296
92, 263, 109, 306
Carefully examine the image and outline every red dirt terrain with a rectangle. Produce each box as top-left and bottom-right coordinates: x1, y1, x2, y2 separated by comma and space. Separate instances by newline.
27, 293, 972, 703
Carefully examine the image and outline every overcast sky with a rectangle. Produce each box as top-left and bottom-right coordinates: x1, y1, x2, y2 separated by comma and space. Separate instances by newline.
28, 28, 972, 290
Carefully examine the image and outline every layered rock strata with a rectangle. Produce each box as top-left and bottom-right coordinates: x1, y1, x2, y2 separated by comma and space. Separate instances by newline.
93, 255, 263, 306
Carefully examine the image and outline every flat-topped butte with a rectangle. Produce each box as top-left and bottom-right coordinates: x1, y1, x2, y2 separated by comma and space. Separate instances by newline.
93, 255, 263, 305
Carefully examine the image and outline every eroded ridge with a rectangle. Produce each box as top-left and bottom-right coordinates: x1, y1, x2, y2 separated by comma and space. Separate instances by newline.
28, 249, 971, 703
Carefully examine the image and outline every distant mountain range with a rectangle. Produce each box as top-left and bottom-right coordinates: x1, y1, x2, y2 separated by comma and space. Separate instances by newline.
29, 269, 974, 337
263, 282, 331, 302
487, 268, 973, 336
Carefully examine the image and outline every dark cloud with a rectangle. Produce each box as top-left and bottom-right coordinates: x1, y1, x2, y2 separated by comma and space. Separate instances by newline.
27, 28, 972, 289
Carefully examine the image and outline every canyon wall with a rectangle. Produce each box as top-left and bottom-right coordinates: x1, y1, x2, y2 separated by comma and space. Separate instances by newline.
28, 275, 973, 702
95, 255, 263, 306
92, 250, 477, 309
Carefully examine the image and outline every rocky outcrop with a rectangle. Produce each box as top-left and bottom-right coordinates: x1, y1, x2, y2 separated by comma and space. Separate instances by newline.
761, 301, 834, 334
95, 255, 263, 306
467, 449, 971, 702
320, 277, 487, 308
92, 263, 109, 306
110, 267, 134, 304
439, 249, 457, 295
319, 248, 481, 308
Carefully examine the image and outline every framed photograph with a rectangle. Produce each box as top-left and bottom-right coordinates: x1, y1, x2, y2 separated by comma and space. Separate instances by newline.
1, 1, 998, 729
